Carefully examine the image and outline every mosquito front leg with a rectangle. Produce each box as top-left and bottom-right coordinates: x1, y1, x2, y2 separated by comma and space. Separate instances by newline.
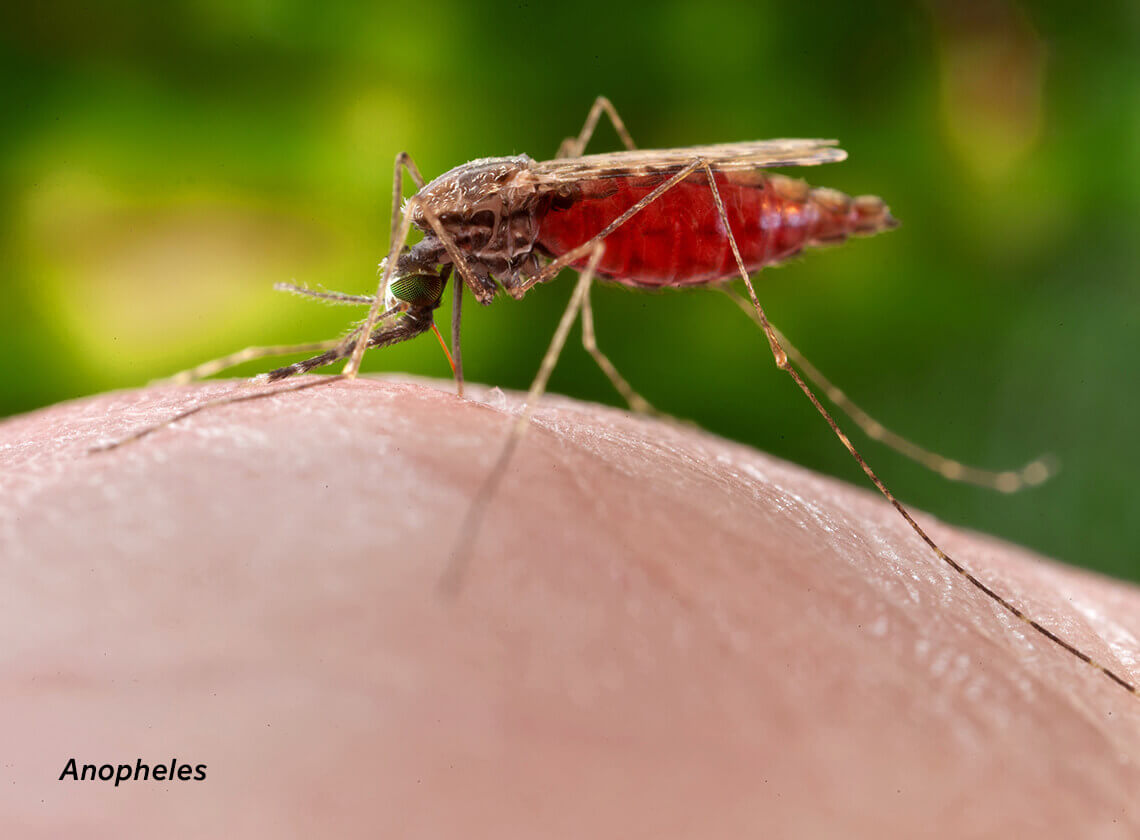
345, 152, 427, 378
504, 158, 711, 408
450, 275, 464, 397
158, 281, 379, 384
98, 305, 429, 453
257, 331, 364, 382
557, 96, 637, 159
393, 150, 426, 202
697, 161, 1135, 695
442, 243, 605, 594
415, 200, 493, 299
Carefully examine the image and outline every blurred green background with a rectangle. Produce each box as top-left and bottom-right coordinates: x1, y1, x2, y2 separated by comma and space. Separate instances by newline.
2, 0, 1137, 583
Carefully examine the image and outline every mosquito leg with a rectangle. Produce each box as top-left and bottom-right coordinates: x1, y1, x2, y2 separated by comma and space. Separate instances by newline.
115, 334, 365, 450
345, 152, 427, 378
514, 246, 599, 422
451, 272, 464, 397
696, 161, 1135, 695
268, 305, 438, 383
717, 286, 1055, 492
161, 280, 380, 384
441, 243, 604, 594
579, 281, 656, 415
557, 96, 638, 158
98, 306, 428, 453
415, 200, 496, 301
395, 150, 427, 191
278, 274, 458, 384
160, 339, 349, 385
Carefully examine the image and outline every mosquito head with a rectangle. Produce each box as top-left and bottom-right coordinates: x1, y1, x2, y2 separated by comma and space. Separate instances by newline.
373, 260, 455, 371
379, 257, 448, 315
388, 271, 447, 310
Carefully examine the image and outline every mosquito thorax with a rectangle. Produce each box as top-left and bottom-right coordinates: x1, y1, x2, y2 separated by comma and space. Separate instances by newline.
410, 155, 539, 224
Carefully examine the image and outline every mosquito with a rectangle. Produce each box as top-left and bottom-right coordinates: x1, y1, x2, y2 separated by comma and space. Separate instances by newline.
100, 97, 1134, 697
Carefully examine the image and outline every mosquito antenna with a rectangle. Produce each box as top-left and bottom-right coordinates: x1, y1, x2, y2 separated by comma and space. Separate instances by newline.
274, 282, 375, 306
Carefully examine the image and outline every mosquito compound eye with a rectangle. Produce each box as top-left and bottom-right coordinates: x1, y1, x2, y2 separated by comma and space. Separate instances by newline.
389, 273, 445, 308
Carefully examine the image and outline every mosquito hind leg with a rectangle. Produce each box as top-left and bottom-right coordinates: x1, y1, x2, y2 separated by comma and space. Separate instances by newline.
557, 96, 637, 158
717, 285, 1054, 492
695, 160, 1134, 695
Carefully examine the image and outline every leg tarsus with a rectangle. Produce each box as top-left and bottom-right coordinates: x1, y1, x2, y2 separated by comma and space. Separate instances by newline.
451, 273, 465, 398
394, 152, 426, 189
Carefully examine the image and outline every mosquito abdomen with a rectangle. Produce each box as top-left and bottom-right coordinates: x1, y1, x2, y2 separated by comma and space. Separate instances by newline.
534, 172, 897, 287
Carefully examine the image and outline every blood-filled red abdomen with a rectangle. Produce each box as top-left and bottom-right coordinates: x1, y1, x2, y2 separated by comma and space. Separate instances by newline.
534, 171, 895, 287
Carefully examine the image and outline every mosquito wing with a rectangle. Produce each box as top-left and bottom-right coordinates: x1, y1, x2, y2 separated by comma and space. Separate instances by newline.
532, 139, 846, 184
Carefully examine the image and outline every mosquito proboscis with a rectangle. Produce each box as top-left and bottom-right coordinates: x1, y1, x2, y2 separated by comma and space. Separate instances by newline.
96, 97, 1133, 698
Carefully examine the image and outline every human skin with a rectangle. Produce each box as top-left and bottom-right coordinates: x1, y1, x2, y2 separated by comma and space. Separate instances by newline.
1, 377, 1138, 838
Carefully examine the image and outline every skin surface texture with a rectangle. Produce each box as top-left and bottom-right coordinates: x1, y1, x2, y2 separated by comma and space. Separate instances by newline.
1, 377, 1138, 838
